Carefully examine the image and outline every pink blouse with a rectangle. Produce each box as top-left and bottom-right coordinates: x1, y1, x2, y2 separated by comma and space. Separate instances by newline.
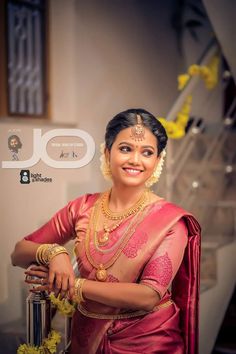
25, 194, 188, 299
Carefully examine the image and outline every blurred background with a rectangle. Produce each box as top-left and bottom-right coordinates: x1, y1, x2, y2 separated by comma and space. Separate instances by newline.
0, 0, 235, 353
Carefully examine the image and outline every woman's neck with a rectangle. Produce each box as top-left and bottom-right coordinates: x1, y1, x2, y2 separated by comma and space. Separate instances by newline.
108, 185, 147, 213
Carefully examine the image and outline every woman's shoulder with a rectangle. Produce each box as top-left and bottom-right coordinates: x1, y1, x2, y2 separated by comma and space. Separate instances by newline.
147, 192, 201, 235
69, 192, 100, 208
148, 192, 187, 214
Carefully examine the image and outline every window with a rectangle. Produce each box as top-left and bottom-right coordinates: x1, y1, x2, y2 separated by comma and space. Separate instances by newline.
0, 0, 49, 118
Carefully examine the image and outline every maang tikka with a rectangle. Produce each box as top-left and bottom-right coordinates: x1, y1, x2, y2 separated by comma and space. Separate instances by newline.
130, 114, 145, 141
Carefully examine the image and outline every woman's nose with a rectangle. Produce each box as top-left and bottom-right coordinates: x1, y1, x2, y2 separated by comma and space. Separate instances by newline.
129, 151, 141, 165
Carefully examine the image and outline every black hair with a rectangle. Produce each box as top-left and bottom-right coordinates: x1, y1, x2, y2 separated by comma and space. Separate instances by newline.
105, 108, 168, 156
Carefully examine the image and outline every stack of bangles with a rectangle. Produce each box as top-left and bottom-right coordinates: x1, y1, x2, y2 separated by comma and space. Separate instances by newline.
36, 244, 86, 303
36, 243, 69, 266
74, 278, 86, 304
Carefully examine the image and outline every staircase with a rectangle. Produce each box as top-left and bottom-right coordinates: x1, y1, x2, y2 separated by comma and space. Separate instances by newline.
156, 40, 236, 354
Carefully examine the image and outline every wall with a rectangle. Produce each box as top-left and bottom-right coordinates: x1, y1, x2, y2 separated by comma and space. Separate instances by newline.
0, 0, 180, 327
203, 0, 236, 81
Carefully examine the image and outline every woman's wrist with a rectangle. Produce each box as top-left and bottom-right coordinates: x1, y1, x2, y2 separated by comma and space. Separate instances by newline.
36, 243, 69, 266
73, 278, 86, 303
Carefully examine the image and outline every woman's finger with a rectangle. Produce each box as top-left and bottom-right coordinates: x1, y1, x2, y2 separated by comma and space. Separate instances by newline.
60, 275, 69, 299
25, 270, 48, 279
48, 271, 56, 292
25, 277, 48, 285
27, 265, 49, 272
53, 274, 62, 297
30, 285, 49, 293
68, 274, 75, 299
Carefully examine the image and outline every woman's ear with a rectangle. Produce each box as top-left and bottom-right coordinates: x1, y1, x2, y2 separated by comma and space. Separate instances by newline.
155, 155, 161, 169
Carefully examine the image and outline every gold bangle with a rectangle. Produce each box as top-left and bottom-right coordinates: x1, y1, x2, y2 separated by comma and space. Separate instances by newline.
74, 278, 86, 303
36, 243, 68, 266
48, 245, 69, 263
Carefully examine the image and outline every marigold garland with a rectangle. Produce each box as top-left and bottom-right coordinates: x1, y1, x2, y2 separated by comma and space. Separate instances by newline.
161, 55, 219, 139
178, 55, 219, 90
49, 293, 76, 317
17, 330, 61, 354
159, 95, 192, 139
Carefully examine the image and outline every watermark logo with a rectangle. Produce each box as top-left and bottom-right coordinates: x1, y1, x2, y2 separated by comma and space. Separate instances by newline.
20, 170, 53, 184
20, 170, 30, 184
2, 129, 95, 169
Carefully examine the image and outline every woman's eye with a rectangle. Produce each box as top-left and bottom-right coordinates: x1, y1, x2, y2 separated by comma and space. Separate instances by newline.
142, 150, 154, 157
119, 146, 131, 153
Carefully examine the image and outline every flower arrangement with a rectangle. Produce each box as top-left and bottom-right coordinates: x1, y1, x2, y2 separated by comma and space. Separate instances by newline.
178, 55, 219, 90
159, 95, 192, 139
160, 55, 219, 139
17, 294, 75, 354
17, 330, 61, 354
49, 293, 76, 317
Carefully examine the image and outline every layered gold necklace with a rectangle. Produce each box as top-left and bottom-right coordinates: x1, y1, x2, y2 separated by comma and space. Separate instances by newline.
85, 189, 150, 281
98, 189, 149, 246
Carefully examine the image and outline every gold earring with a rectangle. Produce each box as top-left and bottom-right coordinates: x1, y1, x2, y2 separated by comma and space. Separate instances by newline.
100, 142, 112, 181
145, 150, 166, 188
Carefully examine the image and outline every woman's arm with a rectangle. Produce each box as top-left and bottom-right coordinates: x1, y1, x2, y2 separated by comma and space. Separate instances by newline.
11, 199, 81, 298
11, 239, 41, 268
82, 280, 160, 312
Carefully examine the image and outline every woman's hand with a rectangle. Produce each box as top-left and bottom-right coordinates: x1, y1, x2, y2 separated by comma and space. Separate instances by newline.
25, 265, 49, 292
25, 253, 75, 299
48, 253, 75, 299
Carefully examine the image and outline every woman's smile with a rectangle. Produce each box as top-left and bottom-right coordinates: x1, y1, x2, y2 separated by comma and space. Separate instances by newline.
123, 167, 144, 176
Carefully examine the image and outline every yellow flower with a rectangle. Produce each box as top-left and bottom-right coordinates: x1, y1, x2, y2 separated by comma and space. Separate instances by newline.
44, 339, 57, 353
178, 74, 190, 90
50, 330, 61, 344
188, 64, 200, 76
49, 293, 76, 317
200, 66, 210, 79
17, 330, 61, 354
17, 344, 40, 354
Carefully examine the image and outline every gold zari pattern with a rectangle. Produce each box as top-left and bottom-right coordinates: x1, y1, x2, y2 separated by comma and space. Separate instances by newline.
77, 299, 173, 319
85, 192, 151, 281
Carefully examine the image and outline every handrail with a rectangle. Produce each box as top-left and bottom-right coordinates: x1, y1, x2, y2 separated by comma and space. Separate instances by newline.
164, 38, 219, 200
166, 38, 219, 122
179, 98, 236, 207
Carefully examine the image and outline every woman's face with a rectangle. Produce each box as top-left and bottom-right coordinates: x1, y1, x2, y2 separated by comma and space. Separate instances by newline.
106, 126, 159, 189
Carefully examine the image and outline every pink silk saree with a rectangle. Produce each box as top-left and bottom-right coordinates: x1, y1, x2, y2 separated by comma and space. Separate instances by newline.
25, 193, 201, 354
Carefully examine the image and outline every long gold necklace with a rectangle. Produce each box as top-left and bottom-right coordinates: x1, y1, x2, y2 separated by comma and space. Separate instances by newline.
98, 219, 124, 246
85, 192, 150, 281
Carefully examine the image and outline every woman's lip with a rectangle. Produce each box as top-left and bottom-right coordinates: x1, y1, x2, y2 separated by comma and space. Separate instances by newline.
123, 168, 143, 175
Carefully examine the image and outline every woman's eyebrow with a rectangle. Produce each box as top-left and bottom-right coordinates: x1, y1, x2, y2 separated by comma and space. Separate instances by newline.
118, 142, 155, 150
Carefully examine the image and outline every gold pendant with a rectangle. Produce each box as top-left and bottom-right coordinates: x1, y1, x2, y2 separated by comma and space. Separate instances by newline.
96, 264, 107, 281
98, 232, 109, 246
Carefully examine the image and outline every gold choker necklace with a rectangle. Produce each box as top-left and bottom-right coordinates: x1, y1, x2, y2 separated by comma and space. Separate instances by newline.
101, 189, 149, 221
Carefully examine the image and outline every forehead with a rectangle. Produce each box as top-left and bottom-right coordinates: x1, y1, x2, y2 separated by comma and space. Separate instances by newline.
114, 126, 157, 147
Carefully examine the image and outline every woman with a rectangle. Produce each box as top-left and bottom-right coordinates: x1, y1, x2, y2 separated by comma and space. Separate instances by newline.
11, 108, 201, 354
